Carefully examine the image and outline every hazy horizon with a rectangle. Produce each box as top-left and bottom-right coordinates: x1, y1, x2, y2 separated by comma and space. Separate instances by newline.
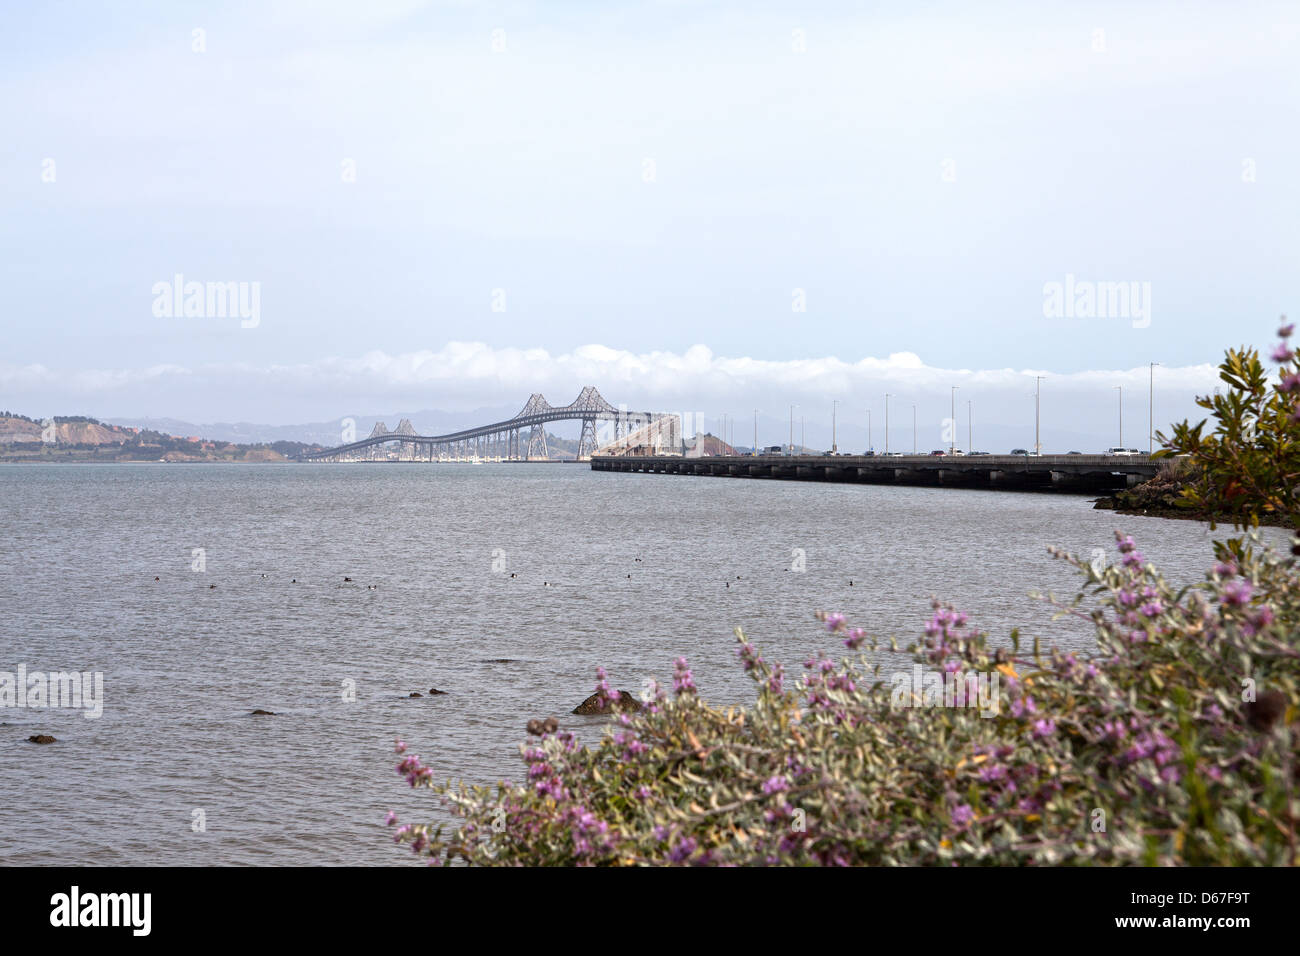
3, 1, 1296, 451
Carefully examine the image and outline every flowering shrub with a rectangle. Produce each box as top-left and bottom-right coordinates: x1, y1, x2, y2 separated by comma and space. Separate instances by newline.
387, 327, 1299, 865
387, 529, 1298, 865
1159, 320, 1300, 531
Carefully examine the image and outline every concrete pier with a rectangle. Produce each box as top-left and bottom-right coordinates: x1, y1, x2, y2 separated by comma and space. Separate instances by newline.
591, 453, 1161, 494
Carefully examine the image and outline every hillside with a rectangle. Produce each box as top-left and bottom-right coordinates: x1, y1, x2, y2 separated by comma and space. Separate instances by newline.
0, 413, 313, 462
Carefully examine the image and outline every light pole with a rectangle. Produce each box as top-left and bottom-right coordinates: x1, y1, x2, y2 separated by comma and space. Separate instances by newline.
1148, 362, 1159, 453
801, 415, 805, 453
832, 399, 839, 454
753, 409, 758, 456
912, 403, 917, 454
867, 410, 872, 452
1035, 376, 1044, 455
884, 394, 891, 454
968, 400, 972, 452
950, 386, 959, 454
1115, 386, 1123, 447
789, 404, 796, 456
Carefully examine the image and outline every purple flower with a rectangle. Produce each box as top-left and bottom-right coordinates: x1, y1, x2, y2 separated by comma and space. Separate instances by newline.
762, 775, 789, 795
766, 665, 785, 695
672, 657, 696, 695
951, 804, 975, 829
1222, 580, 1253, 606
668, 836, 697, 863
1032, 718, 1056, 739
1011, 696, 1037, 718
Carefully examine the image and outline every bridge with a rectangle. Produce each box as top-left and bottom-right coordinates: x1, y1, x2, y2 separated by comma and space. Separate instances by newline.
591, 452, 1163, 493
301, 387, 675, 461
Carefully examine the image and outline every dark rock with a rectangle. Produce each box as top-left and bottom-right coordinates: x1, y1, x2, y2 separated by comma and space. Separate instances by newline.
427, 687, 448, 695
527, 716, 560, 736
1244, 690, 1288, 732
408, 692, 423, 698
482, 659, 517, 664
572, 690, 643, 715
28, 734, 56, 744
250, 709, 277, 716
1093, 497, 1115, 510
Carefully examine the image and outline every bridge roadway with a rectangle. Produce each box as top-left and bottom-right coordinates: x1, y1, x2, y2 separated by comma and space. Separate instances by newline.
591, 453, 1161, 493
300, 387, 667, 461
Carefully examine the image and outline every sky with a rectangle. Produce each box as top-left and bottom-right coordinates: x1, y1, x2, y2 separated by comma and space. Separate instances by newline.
2, 1, 1297, 451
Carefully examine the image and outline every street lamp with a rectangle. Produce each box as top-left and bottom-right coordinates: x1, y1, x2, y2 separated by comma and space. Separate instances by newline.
867, 409, 872, 452
1148, 362, 1160, 454
832, 399, 839, 454
1035, 376, 1044, 455
753, 409, 758, 456
950, 386, 959, 454
1115, 385, 1123, 447
912, 403, 916, 454
884, 394, 891, 454
968, 399, 972, 452
789, 404, 797, 456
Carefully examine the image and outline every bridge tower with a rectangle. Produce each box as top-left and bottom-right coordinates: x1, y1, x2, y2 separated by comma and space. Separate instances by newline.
526, 424, 549, 459
576, 417, 599, 460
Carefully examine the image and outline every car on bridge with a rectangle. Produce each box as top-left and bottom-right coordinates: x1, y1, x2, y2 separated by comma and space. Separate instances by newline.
1010, 448, 1029, 456
1105, 447, 1142, 457
929, 450, 947, 456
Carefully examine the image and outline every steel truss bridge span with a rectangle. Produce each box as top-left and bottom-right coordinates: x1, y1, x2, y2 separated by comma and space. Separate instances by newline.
301, 387, 673, 461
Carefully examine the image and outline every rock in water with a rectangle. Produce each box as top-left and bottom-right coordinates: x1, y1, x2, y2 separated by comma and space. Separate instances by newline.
250, 709, 277, 716
428, 687, 448, 695
28, 735, 56, 744
571, 690, 644, 715
408, 692, 423, 698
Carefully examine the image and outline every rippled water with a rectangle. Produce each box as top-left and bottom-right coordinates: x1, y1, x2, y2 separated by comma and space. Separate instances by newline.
0, 463, 1277, 865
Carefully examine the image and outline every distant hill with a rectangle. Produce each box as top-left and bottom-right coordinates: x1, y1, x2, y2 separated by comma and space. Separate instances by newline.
689, 433, 739, 456
107, 404, 521, 446
0, 413, 310, 462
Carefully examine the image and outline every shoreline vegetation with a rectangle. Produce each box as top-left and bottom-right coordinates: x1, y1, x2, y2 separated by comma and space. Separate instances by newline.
1093, 460, 1292, 528
386, 326, 1300, 866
